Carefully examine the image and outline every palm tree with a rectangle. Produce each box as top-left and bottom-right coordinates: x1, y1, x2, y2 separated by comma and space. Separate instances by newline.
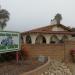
54, 13, 62, 24
0, 8, 10, 30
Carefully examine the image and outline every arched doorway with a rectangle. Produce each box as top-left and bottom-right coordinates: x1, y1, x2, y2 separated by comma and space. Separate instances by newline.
50, 35, 59, 44
35, 35, 46, 44
26, 35, 32, 44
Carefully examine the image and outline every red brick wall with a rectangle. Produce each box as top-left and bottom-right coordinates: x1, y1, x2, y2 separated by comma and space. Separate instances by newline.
22, 44, 64, 60
64, 41, 75, 62
22, 41, 75, 62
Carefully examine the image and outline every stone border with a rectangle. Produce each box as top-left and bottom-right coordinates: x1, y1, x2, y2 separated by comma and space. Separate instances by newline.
21, 57, 50, 75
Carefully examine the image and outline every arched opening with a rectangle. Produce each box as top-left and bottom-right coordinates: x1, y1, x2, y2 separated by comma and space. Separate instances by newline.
59, 35, 68, 43
61, 35, 68, 42
50, 35, 59, 44
35, 35, 46, 44
26, 35, 32, 44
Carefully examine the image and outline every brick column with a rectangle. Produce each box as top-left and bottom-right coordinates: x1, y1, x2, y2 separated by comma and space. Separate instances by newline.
43, 34, 51, 44
30, 34, 37, 44
23, 35, 26, 44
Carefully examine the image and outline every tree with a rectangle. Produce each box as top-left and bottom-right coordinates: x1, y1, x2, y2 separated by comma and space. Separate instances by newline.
0, 7, 10, 30
54, 13, 62, 24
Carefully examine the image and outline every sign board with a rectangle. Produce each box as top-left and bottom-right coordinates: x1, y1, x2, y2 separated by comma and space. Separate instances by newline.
0, 31, 20, 53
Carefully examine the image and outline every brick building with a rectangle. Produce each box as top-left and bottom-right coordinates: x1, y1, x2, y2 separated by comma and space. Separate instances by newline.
21, 15, 75, 62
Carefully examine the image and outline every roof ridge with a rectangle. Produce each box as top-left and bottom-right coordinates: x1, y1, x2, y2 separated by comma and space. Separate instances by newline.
22, 24, 72, 34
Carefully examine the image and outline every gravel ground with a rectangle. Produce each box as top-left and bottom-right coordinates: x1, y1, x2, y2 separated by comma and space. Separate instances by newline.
66, 62, 75, 75
41, 60, 72, 75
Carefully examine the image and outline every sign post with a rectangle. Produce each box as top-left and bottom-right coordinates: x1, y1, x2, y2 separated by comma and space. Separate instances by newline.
16, 51, 19, 63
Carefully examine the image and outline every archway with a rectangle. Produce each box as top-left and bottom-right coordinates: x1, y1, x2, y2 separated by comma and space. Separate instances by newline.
58, 35, 68, 43
26, 35, 32, 44
35, 35, 46, 44
62, 35, 68, 41
50, 35, 59, 44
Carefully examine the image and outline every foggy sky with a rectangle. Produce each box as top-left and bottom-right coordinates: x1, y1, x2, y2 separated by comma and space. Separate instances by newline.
0, 0, 75, 32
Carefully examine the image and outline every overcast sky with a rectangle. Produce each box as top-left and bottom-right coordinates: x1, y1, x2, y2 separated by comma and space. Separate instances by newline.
0, 0, 75, 32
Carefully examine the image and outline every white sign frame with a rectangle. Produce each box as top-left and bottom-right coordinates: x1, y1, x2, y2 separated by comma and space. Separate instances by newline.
0, 31, 20, 53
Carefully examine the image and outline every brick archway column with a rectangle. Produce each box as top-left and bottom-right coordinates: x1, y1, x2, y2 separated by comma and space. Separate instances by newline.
23, 35, 26, 44
43, 34, 51, 44
30, 34, 38, 44
56, 35, 64, 40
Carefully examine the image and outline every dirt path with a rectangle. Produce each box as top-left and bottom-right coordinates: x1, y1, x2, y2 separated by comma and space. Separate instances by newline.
0, 59, 46, 75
